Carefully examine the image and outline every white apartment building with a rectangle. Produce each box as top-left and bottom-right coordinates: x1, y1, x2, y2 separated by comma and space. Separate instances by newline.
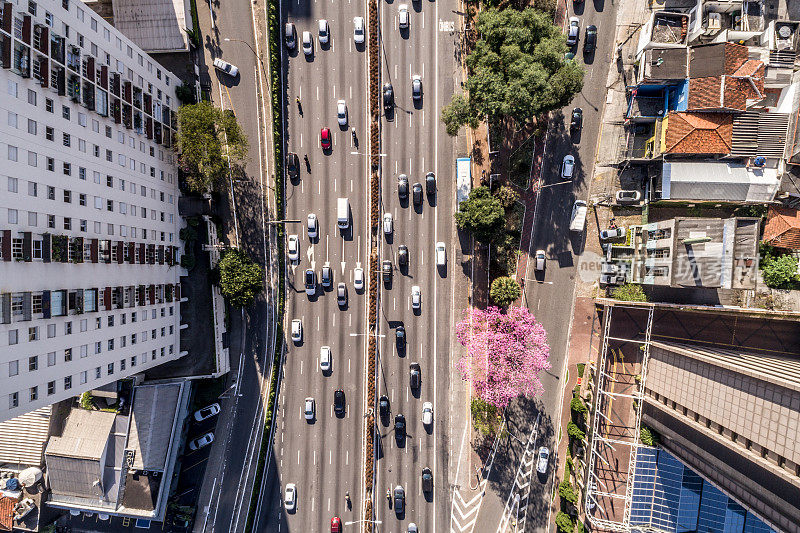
0, 0, 185, 423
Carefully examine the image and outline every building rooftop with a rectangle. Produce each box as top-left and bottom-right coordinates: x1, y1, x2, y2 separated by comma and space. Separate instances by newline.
128, 383, 181, 471
763, 206, 800, 250
664, 112, 733, 154
46, 409, 115, 460
661, 161, 780, 203
689, 42, 749, 78
0, 407, 51, 468
640, 47, 689, 80
111, 0, 189, 53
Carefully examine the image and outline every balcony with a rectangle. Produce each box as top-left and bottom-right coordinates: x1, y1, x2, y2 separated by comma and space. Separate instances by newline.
65, 45, 80, 72
67, 74, 80, 102
12, 41, 28, 77
49, 34, 64, 65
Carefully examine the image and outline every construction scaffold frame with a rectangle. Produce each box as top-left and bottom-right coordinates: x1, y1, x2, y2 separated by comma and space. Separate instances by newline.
584, 303, 654, 532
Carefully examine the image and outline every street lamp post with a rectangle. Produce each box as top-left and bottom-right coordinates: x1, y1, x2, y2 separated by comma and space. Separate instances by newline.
223, 37, 266, 76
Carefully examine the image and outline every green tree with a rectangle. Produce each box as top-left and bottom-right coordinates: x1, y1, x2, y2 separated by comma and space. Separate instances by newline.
570, 395, 588, 419
558, 480, 578, 505
495, 185, 520, 209
471, 397, 503, 436
611, 283, 648, 302
555, 511, 575, 533
177, 102, 248, 193
490, 276, 521, 306
761, 253, 799, 289
454, 186, 505, 241
217, 249, 264, 307
567, 421, 585, 442
442, 7, 584, 135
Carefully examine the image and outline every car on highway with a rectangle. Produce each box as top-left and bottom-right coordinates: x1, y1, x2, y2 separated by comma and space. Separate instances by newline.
189, 432, 214, 450
398, 5, 409, 29
291, 319, 302, 343
561, 154, 575, 180
394, 414, 406, 439
536, 446, 549, 474
302, 31, 313, 56
422, 402, 433, 426
383, 213, 393, 235
320, 127, 332, 150
337, 282, 347, 307
331, 516, 341, 533
435, 241, 446, 268
584, 25, 597, 53
322, 263, 333, 289
412, 182, 422, 205
337, 99, 348, 127
425, 171, 436, 195
285, 23, 297, 50
570, 108, 582, 135
535, 249, 546, 271
383, 83, 394, 113
382, 260, 392, 283
409, 362, 421, 389
600, 227, 626, 240
318, 19, 329, 46
354, 17, 365, 44
411, 285, 421, 309
616, 190, 642, 204
600, 273, 626, 285
304, 397, 315, 420
394, 485, 405, 514
566, 17, 580, 46
354, 267, 364, 291
213, 58, 239, 78
286, 152, 299, 180
395, 325, 405, 347
398, 245, 408, 267
333, 389, 346, 415
304, 269, 316, 296
194, 403, 220, 422
421, 467, 433, 493
307, 213, 318, 238
408, 524, 418, 533
379, 395, 390, 417
284, 483, 297, 512
287, 235, 299, 262
398, 174, 409, 199
412, 75, 422, 101
320, 346, 332, 372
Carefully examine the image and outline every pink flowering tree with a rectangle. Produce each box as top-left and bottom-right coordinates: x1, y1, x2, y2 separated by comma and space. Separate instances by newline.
455, 306, 551, 409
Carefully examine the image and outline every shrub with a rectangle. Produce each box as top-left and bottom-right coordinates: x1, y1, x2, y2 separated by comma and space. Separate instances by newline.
217, 249, 264, 308
558, 480, 578, 505
454, 186, 505, 241
570, 395, 588, 419
567, 421, 585, 442
641, 425, 660, 446
79, 391, 94, 410
180, 253, 196, 270
490, 276, 521, 307
611, 283, 648, 302
761, 253, 799, 289
179, 226, 198, 242
576, 363, 585, 377
471, 397, 503, 436
555, 511, 575, 533
495, 185, 519, 209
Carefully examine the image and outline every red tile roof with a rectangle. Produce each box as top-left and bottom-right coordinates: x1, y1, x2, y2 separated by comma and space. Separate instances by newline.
722, 42, 749, 75
664, 112, 733, 154
688, 77, 723, 109
763, 206, 800, 250
0, 497, 15, 531
733, 59, 763, 77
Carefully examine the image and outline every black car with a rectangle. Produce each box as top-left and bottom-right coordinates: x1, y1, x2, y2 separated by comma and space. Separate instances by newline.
333, 389, 346, 415
286, 152, 299, 180
398, 174, 409, 199
421, 467, 433, 493
412, 183, 423, 205
425, 172, 436, 195
409, 363, 421, 389
379, 395, 390, 417
570, 108, 583, 134
394, 414, 406, 438
398, 245, 408, 267
383, 83, 394, 113
395, 325, 405, 346
583, 25, 597, 53
382, 260, 392, 283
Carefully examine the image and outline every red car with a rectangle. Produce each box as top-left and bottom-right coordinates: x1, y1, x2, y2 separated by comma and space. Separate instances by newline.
320, 127, 332, 150
331, 516, 341, 532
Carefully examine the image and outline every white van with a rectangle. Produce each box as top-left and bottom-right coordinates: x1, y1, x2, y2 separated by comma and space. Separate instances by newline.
570, 200, 587, 232
337, 198, 350, 229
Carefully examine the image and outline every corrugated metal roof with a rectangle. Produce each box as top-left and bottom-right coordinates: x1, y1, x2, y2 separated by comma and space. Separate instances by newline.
128, 384, 181, 471
46, 410, 115, 460
111, 0, 188, 53
0, 406, 51, 467
662, 161, 780, 203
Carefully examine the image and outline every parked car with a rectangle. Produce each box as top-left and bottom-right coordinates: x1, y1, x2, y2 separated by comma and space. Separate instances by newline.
337, 100, 348, 127
570, 108, 583, 134
411, 285, 421, 309
337, 282, 347, 306
302, 31, 314, 55
616, 190, 642, 204
304, 269, 316, 296
394, 414, 406, 439
307, 213, 318, 238
421, 467, 433, 492
394, 485, 405, 514
584, 25, 597, 53
412, 75, 422, 101
425, 172, 436, 195
422, 402, 433, 426
318, 19, 330, 45
285, 23, 297, 49
322, 263, 333, 289
536, 446, 550, 474
398, 4, 409, 29
304, 397, 315, 420
194, 403, 221, 422
412, 183, 423, 205
379, 395, 390, 417
566, 17, 580, 46
284, 483, 297, 512
383, 83, 394, 113
398, 245, 409, 267
353, 267, 364, 291
600, 227, 626, 240
286, 152, 300, 180
333, 389, 346, 415
287, 235, 299, 262
535, 249, 546, 271
600, 274, 626, 285
291, 319, 302, 343
213, 58, 239, 77
354, 17, 365, 44
320, 127, 332, 150
409, 363, 421, 389
382, 260, 392, 283
189, 432, 214, 450
561, 154, 575, 180
384, 213, 393, 235
398, 174, 409, 199
320, 346, 332, 372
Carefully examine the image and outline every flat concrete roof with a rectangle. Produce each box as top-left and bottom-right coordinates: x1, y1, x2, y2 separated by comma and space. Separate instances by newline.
112, 0, 189, 53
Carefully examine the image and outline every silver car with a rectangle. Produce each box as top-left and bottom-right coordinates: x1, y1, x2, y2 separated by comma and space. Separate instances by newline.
411, 285, 421, 309
337, 100, 348, 127
566, 17, 580, 46
287, 235, 299, 262
383, 213, 393, 235
307, 213, 318, 238
398, 4, 409, 29
318, 19, 329, 45
536, 446, 549, 474
302, 31, 314, 55
304, 397, 315, 420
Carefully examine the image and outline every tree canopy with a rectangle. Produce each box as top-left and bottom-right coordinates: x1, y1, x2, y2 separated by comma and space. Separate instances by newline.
442, 7, 584, 135
177, 102, 248, 193
761, 253, 799, 289
490, 276, 521, 307
217, 249, 263, 307
454, 186, 505, 241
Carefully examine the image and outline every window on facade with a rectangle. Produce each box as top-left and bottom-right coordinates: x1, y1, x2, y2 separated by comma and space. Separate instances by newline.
9, 393, 18, 409
28, 356, 38, 372
62, 133, 70, 147
62, 106, 70, 120
8, 361, 18, 377
28, 327, 38, 341
47, 381, 55, 395
64, 376, 72, 390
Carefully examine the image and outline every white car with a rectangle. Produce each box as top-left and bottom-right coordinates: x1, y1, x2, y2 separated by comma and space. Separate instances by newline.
291, 319, 302, 343
408, 524, 418, 533
194, 403, 220, 422
561, 154, 575, 180
337, 100, 348, 127
535, 249, 546, 271
287, 234, 299, 262
354, 267, 364, 291
304, 397, 315, 420
354, 17, 365, 44
435, 242, 446, 267
383, 213, 393, 235
398, 4, 409, 29
307, 214, 318, 238
213, 58, 239, 77
302, 31, 313, 55
600, 226, 626, 240
566, 16, 580, 46
536, 446, 549, 474
318, 19, 329, 45
600, 274, 626, 285
411, 285, 421, 309
422, 402, 433, 426
188, 432, 214, 450
320, 346, 332, 372
284, 483, 297, 512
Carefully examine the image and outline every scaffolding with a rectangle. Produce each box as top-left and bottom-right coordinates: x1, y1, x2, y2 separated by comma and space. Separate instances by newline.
584, 303, 654, 532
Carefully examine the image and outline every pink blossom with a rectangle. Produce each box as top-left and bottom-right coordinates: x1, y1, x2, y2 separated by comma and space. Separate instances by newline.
455, 306, 551, 409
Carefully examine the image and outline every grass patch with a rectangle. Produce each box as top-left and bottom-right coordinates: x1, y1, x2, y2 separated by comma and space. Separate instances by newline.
576, 363, 585, 378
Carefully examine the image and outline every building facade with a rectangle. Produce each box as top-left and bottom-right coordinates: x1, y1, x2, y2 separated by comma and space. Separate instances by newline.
0, 0, 184, 423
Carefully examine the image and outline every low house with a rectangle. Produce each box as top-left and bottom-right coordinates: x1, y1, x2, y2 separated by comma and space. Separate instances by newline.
659, 161, 780, 203
763, 206, 800, 250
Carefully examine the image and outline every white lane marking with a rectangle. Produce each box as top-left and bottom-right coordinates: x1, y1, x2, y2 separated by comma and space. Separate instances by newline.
393, 297, 396, 311
300, 133, 303, 148
351, 180, 354, 192
318, 180, 321, 195
317, 316, 320, 331
421, 249, 424, 265
422, 109, 425, 126
333, 85, 336, 99
300, 360, 303, 375
334, 178, 337, 192
313, 450, 317, 465
348, 358, 351, 373
330, 450, 333, 464
297, 450, 300, 464
346, 451, 349, 465
316, 86, 319, 100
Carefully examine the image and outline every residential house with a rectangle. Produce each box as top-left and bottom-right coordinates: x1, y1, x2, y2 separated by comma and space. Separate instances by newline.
763, 206, 800, 250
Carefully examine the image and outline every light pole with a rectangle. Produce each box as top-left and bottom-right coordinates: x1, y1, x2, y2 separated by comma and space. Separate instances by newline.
223, 37, 266, 77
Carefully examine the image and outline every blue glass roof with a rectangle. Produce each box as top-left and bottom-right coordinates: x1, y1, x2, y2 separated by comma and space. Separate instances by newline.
630, 448, 776, 533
